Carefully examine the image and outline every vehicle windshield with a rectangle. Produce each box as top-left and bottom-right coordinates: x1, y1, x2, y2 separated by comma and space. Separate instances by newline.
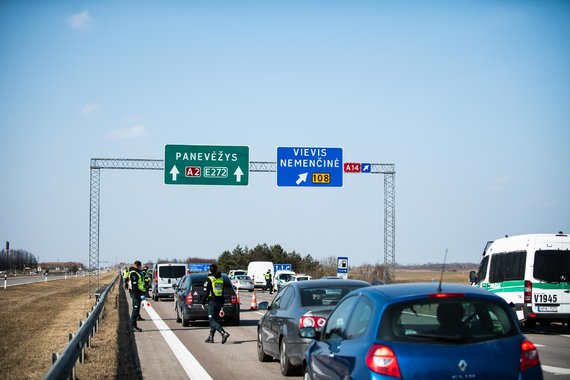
158, 266, 186, 278
300, 286, 361, 307
379, 297, 517, 344
235, 275, 251, 280
534, 249, 570, 282
278, 273, 293, 281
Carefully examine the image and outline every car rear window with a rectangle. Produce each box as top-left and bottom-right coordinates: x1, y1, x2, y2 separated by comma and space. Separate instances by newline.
158, 266, 186, 278
300, 286, 362, 307
379, 298, 517, 344
534, 249, 570, 282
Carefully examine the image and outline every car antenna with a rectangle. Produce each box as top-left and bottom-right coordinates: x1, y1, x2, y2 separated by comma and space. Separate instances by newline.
437, 248, 448, 293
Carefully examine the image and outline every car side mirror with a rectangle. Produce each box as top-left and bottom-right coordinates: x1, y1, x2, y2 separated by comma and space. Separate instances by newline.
469, 271, 478, 284
299, 327, 320, 340
258, 301, 269, 310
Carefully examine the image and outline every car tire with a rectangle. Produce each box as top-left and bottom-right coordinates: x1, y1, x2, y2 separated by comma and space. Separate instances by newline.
182, 318, 190, 327
303, 365, 311, 380
280, 337, 296, 376
257, 330, 271, 362
175, 306, 182, 323
523, 319, 536, 329
231, 314, 240, 326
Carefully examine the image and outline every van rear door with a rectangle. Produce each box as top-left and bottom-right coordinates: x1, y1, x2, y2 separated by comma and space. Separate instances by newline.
532, 240, 570, 316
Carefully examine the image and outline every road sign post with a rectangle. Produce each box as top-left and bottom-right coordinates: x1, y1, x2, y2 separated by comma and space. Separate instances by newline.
277, 147, 343, 187
337, 256, 348, 279
164, 145, 249, 186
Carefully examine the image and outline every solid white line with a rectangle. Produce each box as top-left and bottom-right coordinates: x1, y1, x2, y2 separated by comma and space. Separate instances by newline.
541, 365, 570, 375
143, 302, 212, 380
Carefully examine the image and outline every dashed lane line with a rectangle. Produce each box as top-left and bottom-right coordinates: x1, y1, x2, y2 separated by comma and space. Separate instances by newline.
542, 365, 570, 375
143, 302, 212, 380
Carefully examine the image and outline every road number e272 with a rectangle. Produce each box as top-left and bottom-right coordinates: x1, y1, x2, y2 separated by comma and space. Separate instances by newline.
534, 294, 558, 303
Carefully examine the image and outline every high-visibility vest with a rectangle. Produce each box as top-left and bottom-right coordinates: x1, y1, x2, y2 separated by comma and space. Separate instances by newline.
265, 272, 271, 281
130, 270, 146, 292
208, 276, 224, 297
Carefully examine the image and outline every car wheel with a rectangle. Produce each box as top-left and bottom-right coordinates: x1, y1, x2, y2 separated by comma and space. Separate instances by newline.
523, 319, 536, 329
303, 365, 311, 380
280, 337, 296, 376
257, 330, 271, 362
231, 313, 240, 326
175, 305, 182, 323
182, 317, 190, 327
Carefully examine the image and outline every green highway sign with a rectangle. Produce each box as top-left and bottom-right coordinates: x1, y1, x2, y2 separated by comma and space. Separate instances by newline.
164, 145, 249, 186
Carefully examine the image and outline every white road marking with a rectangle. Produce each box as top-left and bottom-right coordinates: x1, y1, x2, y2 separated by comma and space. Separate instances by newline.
143, 302, 212, 380
542, 365, 570, 375
534, 344, 545, 347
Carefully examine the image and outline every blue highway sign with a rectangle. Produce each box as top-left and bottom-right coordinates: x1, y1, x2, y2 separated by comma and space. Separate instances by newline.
277, 147, 343, 187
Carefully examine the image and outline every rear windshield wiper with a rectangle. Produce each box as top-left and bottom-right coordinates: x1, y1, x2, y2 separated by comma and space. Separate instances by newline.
405, 333, 468, 343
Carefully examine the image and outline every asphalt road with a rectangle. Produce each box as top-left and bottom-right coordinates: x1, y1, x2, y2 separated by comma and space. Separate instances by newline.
132, 290, 570, 380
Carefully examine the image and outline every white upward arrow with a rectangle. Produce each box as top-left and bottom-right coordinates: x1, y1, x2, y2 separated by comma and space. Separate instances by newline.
234, 166, 244, 182
296, 172, 308, 185
170, 165, 180, 181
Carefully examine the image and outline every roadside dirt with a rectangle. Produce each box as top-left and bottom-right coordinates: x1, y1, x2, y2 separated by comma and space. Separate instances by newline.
0, 272, 140, 379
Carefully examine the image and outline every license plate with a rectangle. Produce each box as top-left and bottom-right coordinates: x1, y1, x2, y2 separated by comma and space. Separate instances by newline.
538, 306, 558, 312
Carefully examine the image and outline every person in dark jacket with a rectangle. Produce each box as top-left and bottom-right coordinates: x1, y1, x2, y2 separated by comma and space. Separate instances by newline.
201, 264, 230, 344
129, 260, 146, 332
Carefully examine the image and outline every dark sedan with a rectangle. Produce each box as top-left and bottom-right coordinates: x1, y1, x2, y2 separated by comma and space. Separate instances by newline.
257, 279, 370, 376
174, 273, 240, 327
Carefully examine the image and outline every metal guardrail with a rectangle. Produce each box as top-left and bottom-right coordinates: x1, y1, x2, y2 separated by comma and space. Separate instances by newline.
44, 273, 119, 380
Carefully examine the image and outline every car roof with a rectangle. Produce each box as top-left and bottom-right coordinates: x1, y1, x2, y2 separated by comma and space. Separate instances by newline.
358, 282, 504, 302
285, 279, 370, 289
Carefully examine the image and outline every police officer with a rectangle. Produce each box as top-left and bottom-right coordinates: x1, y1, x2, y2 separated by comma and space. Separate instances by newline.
123, 267, 130, 290
201, 264, 230, 344
142, 265, 151, 297
129, 260, 146, 332
264, 270, 273, 294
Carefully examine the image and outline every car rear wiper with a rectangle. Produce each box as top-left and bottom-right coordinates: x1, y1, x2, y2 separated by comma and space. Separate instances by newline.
406, 333, 469, 343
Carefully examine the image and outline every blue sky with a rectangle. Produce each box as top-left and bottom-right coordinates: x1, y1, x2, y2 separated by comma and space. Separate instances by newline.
1, 1, 568, 268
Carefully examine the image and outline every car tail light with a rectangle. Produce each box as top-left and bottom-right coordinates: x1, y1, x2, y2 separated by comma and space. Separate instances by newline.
299, 313, 327, 329
185, 293, 193, 305
524, 280, 532, 303
428, 293, 464, 299
520, 339, 540, 371
366, 344, 401, 378
230, 293, 237, 305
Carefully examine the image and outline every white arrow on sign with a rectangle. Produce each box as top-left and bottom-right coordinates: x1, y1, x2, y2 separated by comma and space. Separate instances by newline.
234, 166, 244, 182
296, 172, 308, 185
170, 165, 180, 181
363, 164, 370, 172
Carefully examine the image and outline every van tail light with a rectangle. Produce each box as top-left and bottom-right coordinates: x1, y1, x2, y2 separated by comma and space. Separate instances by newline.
154, 270, 157, 283
520, 339, 540, 371
231, 294, 237, 305
366, 344, 401, 378
524, 281, 532, 303
185, 293, 193, 305
299, 313, 327, 330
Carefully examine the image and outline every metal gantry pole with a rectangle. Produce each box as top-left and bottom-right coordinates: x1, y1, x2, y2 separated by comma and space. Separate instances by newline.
88, 158, 396, 296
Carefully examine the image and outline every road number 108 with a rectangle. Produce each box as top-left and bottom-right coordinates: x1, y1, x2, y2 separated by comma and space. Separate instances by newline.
312, 173, 330, 184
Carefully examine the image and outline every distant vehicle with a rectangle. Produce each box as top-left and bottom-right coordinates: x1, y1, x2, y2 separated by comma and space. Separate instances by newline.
289, 274, 312, 283
301, 283, 543, 380
231, 274, 255, 292
257, 279, 371, 376
173, 272, 240, 327
229, 269, 248, 277
320, 276, 342, 280
151, 263, 187, 301
273, 270, 296, 292
247, 261, 274, 288
470, 232, 570, 329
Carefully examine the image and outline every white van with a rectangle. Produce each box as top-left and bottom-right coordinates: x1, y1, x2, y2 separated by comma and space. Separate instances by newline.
247, 261, 274, 288
273, 270, 296, 292
151, 263, 188, 301
470, 232, 570, 328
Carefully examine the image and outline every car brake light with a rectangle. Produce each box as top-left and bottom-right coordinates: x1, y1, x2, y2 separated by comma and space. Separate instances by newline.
231, 294, 237, 305
524, 280, 532, 303
185, 293, 193, 305
520, 339, 540, 371
366, 344, 401, 378
429, 293, 464, 299
299, 314, 326, 329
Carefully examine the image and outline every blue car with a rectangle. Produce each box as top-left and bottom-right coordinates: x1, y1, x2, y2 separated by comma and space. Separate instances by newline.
301, 283, 543, 380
